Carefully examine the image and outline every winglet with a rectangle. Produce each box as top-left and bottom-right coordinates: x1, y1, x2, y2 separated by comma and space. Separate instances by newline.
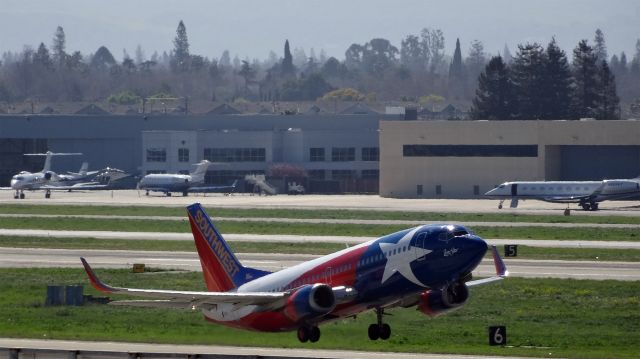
490, 245, 509, 277
80, 257, 117, 293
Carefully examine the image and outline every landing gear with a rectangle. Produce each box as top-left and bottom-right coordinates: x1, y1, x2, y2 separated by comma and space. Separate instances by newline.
145, 190, 150, 196
166, 192, 172, 197
580, 200, 599, 211
297, 325, 320, 343
45, 190, 51, 199
498, 200, 504, 209
368, 308, 391, 340
14, 190, 25, 199
182, 191, 188, 197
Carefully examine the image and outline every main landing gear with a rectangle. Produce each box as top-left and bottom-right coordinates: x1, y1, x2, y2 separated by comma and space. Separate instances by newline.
368, 307, 391, 340
297, 325, 320, 343
580, 200, 599, 211
45, 189, 51, 199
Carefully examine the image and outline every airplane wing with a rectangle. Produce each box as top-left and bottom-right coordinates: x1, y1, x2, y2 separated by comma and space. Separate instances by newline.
41, 182, 111, 191
188, 180, 238, 193
81, 258, 287, 307
466, 245, 508, 287
540, 195, 592, 203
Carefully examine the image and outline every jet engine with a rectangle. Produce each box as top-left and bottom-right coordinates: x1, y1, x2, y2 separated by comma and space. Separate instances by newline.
44, 171, 54, 180
418, 281, 469, 317
283, 283, 336, 322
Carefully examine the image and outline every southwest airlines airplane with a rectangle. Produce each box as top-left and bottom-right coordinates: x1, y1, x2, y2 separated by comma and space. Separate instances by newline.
485, 177, 640, 211
82, 203, 507, 343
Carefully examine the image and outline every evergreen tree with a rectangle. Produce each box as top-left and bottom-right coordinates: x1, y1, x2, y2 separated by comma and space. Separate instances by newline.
51, 26, 66, 67
171, 20, 190, 72
571, 40, 600, 119
511, 42, 546, 119
448, 38, 466, 98
219, 50, 231, 69
282, 40, 295, 75
541, 38, 573, 119
33, 43, 53, 70
90, 46, 116, 70
502, 44, 513, 64
470, 56, 516, 120
593, 29, 607, 64
597, 60, 620, 120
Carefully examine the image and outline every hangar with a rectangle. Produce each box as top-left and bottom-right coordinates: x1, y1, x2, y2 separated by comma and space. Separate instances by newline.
379, 120, 640, 198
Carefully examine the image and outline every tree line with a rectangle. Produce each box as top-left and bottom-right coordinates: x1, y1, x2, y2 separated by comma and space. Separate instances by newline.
0, 21, 639, 118
471, 36, 622, 120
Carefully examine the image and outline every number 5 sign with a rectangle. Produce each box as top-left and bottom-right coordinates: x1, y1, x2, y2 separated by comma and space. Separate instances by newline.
489, 326, 507, 346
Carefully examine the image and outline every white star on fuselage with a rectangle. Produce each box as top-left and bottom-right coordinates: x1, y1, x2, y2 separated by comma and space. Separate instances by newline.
379, 226, 432, 287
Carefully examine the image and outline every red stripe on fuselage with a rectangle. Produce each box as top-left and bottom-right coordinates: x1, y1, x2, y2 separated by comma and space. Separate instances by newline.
188, 213, 235, 292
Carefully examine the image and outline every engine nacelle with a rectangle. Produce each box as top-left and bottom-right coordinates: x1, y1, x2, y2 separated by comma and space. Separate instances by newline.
418, 282, 469, 317
283, 284, 336, 322
44, 171, 53, 180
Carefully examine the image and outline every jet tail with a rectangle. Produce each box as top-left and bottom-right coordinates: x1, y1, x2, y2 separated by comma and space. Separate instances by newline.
186, 203, 270, 291
190, 160, 211, 183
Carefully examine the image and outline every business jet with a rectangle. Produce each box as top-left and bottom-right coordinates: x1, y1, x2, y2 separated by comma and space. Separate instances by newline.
81, 203, 507, 343
8, 151, 82, 199
485, 177, 640, 211
138, 160, 237, 196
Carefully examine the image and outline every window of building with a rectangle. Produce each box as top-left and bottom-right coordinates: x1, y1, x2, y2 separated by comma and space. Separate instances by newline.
361, 169, 379, 179
178, 148, 189, 162
473, 185, 480, 196
417, 184, 423, 196
146, 148, 166, 162
204, 148, 266, 162
332, 170, 354, 180
331, 147, 355, 162
309, 148, 325, 162
308, 170, 326, 180
361, 147, 379, 161
403, 145, 538, 157
435, 184, 442, 195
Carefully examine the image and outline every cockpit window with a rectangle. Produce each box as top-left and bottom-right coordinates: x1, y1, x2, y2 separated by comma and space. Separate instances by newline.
498, 184, 505, 189
16, 176, 24, 180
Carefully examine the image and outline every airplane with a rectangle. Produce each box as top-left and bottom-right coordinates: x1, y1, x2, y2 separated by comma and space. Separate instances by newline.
81, 203, 508, 343
485, 177, 640, 211
8, 151, 82, 199
138, 160, 237, 196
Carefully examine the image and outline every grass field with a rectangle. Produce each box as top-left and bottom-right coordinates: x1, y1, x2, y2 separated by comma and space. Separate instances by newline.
1, 236, 639, 262
1, 217, 639, 241
2, 204, 640, 224
0, 268, 637, 359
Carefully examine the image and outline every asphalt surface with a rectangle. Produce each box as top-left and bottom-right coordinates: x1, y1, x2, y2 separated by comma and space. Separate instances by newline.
3, 228, 639, 249
2, 247, 638, 281
0, 338, 531, 359
2, 190, 640, 216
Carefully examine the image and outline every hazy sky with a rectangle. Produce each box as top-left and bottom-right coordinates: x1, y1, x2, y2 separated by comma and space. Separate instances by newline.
1, 0, 639, 62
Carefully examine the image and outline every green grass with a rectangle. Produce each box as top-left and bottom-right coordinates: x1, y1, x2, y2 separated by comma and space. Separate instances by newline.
1, 236, 639, 262
1, 217, 639, 241
2, 203, 640, 224
0, 268, 637, 358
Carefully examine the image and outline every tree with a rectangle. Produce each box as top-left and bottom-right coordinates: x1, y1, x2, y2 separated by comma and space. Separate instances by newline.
90, 46, 116, 70
593, 29, 607, 65
597, 61, 620, 120
400, 34, 425, 71
466, 40, 487, 96
345, 43, 364, 70
422, 28, 445, 73
503, 44, 513, 64
171, 20, 190, 72
541, 38, 573, 119
238, 60, 256, 94
571, 40, 600, 119
470, 56, 516, 120
448, 38, 466, 98
51, 26, 66, 67
362, 38, 398, 76
33, 43, 52, 70
511, 42, 546, 119
280, 73, 333, 100
282, 40, 295, 75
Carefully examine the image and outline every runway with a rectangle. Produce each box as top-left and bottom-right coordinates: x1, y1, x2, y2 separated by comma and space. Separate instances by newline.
2, 190, 640, 216
2, 213, 639, 228
0, 338, 530, 359
1, 247, 638, 280
3, 228, 640, 249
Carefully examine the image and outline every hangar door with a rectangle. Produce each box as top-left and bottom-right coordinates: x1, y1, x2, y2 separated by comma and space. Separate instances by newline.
560, 145, 640, 180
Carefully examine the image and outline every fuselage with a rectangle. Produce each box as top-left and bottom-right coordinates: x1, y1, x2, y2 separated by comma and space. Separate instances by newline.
485, 179, 640, 202
203, 224, 487, 332
138, 174, 194, 193
10, 171, 57, 190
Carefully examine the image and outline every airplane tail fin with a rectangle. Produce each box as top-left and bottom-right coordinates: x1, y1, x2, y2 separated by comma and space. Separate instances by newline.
79, 162, 89, 175
186, 203, 269, 291
190, 160, 211, 183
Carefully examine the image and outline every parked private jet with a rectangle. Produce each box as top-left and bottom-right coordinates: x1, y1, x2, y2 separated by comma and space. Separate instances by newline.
485, 177, 640, 211
138, 160, 237, 196
8, 151, 82, 199
81, 203, 507, 343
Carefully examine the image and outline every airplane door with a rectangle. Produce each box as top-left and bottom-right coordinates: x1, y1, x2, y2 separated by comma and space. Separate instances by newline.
511, 183, 518, 196
415, 232, 426, 261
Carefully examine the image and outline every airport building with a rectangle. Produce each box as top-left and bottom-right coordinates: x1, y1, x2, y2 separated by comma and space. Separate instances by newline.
379, 119, 640, 198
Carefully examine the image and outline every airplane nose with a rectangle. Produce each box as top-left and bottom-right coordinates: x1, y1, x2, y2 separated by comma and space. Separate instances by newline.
484, 188, 495, 196
468, 235, 488, 259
